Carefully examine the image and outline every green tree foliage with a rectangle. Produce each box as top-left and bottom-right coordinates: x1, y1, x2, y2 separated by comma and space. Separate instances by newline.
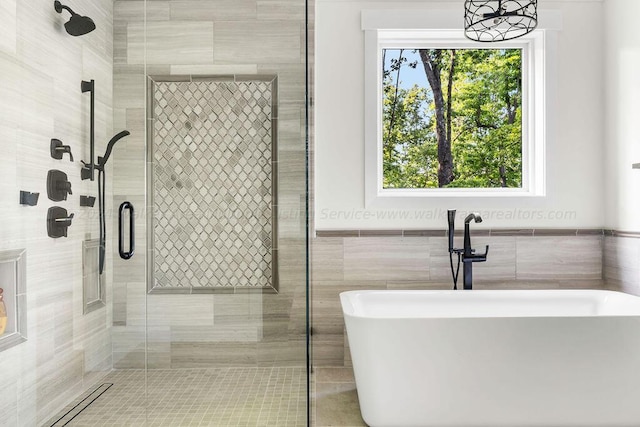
382, 48, 522, 189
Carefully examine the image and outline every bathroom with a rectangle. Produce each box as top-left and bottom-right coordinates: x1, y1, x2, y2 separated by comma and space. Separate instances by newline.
0, 0, 638, 426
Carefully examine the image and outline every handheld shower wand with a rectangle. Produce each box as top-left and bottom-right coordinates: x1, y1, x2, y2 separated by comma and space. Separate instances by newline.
447, 209, 456, 253
79, 79, 131, 275
96, 131, 130, 275
447, 209, 462, 290
98, 131, 130, 169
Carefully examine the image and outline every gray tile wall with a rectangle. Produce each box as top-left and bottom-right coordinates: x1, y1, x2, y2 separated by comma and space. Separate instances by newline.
0, 0, 115, 424
604, 235, 640, 295
311, 234, 606, 366
112, 0, 307, 369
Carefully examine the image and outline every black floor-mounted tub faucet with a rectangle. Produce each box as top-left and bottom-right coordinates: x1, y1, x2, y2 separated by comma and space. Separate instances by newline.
447, 210, 489, 290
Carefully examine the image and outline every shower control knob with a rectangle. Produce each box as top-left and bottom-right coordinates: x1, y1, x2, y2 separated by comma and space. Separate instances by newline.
47, 169, 72, 202
47, 207, 74, 238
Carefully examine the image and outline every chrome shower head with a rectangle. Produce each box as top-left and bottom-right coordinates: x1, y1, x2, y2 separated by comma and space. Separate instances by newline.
54, 1, 96, 37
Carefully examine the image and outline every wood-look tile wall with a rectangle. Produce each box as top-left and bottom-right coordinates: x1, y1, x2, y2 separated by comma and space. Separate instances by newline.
311, 234, 606, 366
604, 235, 640, 296
112, 0, 307, 369
0, 0, 114, 424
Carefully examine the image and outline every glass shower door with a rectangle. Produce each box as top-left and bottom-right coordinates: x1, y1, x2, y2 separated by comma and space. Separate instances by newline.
0, 0, 308, 424
108, 0, 310, 425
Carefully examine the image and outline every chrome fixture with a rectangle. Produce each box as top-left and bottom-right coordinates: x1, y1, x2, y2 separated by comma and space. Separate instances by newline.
464, 0, 538, 42
53, 1, 96, 37
447, 210, 489, 290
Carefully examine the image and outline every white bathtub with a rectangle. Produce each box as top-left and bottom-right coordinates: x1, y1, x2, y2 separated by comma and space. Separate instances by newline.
341, 290, 640, 427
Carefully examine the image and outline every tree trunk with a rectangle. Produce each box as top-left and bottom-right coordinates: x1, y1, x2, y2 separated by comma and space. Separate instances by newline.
446, 50, 456, 157
386, 49, 404, 142
419, 49, 454, 187
499, 165, 507, 187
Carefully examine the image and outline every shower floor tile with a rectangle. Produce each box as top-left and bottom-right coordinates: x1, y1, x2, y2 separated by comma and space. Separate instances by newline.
49, 367, 306, 426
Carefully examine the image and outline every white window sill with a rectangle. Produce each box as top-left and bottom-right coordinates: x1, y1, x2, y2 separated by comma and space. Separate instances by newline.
377, 188, 545, 199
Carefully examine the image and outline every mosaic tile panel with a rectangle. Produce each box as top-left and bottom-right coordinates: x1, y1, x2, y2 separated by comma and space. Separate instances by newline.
149, 77, 276, 291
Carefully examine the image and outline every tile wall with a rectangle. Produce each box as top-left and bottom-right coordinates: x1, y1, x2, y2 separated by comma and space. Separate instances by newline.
149, 79, 276, 291
311, 231, 606, 366
0, 0, 115, 424
112, 0, 308, 369
604, 233, 640, 296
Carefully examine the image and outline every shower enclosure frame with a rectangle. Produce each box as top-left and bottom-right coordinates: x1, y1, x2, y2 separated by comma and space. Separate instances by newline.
145, 74, 280, 294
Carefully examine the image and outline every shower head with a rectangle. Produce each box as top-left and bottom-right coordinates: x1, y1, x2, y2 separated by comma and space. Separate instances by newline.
54, 1, 96, 37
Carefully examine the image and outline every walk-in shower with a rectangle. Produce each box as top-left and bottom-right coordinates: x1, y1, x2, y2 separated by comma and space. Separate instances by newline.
2, 0, 309, 424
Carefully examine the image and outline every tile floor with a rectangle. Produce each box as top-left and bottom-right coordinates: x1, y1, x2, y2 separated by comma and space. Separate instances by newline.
313, 368, 366, 427
48, 367, 307, 427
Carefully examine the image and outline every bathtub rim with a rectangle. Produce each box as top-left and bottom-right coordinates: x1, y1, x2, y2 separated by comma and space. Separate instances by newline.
340, 289, 640, 320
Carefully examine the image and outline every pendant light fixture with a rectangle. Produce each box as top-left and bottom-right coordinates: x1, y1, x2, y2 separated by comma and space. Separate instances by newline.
464, 0, 538, 42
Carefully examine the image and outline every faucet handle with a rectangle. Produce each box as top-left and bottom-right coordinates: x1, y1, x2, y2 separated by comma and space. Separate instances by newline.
465, 245, 489, 262
47, 207, 74, 238
50, 139, 74, 162
474, 245, 489, 261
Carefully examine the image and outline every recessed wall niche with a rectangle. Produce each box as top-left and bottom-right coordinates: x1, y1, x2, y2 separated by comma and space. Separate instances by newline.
83, 239, 105, 314
0, 249, 27, 352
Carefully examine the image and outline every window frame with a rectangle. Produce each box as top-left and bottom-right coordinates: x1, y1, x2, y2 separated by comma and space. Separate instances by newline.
364, 29, 547, 205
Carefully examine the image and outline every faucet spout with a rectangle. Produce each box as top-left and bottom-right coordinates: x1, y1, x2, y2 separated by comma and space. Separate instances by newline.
463, 212, 483, 255
464, 212, 483, 225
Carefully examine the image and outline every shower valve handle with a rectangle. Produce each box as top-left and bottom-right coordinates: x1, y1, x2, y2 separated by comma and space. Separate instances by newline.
50, 139, 74, 162
58, 180, 72, 195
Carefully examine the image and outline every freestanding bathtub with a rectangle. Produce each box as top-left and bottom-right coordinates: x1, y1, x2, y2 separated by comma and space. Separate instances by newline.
340, 290, 640, 427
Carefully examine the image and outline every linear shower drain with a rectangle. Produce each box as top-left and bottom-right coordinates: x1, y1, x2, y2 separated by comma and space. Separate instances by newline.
48, 383, 113, 426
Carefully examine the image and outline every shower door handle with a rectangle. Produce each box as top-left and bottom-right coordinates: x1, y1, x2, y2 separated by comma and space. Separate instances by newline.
118, 201, 135, 260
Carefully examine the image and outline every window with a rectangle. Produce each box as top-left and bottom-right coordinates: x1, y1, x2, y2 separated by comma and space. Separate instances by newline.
383, 48, 523, 189
364, 29, 546, 203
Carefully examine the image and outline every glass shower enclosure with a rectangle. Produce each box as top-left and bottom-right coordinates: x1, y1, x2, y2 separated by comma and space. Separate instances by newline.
1, 0, 309, 425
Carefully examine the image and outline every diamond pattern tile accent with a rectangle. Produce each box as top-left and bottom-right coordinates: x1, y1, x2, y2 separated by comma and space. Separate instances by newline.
151, 80, 274, 289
